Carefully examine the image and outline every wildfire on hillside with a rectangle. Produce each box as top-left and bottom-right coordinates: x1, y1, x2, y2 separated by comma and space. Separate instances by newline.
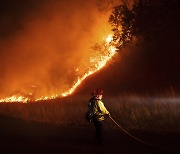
0, 34, 117, 103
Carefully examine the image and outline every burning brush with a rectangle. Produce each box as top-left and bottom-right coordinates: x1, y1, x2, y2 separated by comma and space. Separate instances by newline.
0, 34, 117, 103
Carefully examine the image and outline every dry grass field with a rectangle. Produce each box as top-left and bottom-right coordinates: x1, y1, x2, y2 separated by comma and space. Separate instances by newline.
0, 94, 179, 133
0, 94, 180, 154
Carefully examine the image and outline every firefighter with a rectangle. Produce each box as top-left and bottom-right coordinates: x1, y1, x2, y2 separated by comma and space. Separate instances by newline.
89, 89, 110, 144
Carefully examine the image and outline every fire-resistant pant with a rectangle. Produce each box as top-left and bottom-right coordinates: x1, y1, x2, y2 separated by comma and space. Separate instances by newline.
92, 116, 104, 144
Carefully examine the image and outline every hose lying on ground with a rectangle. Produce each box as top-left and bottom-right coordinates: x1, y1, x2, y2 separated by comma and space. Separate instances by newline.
109, 115, 178, 153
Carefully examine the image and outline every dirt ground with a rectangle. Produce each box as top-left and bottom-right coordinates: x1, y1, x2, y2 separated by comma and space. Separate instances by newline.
0, 115, 179, 154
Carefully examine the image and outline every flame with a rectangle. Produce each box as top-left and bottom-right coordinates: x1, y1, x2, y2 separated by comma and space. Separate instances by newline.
61, 34, 117, 97
0, 96, 29, 103
106, 34, 113, 44
0, 34, 117, 103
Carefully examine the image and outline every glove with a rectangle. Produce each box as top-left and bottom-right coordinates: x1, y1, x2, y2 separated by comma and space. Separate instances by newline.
107, 113, 111, 117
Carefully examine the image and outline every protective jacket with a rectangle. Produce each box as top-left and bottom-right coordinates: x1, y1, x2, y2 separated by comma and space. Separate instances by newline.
89, 98, 109, 121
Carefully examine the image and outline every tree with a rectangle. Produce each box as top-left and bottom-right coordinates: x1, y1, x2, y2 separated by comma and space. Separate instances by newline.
109, 3, 135, 49
109, 0, 180, 50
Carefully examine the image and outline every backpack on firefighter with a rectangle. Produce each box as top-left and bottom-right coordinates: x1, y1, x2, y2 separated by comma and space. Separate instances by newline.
85, 97, 95, 122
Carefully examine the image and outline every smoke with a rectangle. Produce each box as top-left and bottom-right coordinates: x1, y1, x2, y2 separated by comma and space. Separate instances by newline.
0, 0, 121, 98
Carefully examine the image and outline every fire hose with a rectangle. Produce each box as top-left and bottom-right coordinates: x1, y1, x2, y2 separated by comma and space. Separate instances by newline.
109, 115, 178, 153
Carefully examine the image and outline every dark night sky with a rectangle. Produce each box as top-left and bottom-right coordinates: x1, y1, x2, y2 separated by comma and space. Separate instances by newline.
0, 0, 180, 97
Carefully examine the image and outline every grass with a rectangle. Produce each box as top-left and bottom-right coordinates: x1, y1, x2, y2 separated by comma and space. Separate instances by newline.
0, 94, 179, 132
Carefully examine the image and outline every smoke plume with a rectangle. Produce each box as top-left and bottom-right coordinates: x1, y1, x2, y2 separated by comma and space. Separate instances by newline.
0, 0, 120, 99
